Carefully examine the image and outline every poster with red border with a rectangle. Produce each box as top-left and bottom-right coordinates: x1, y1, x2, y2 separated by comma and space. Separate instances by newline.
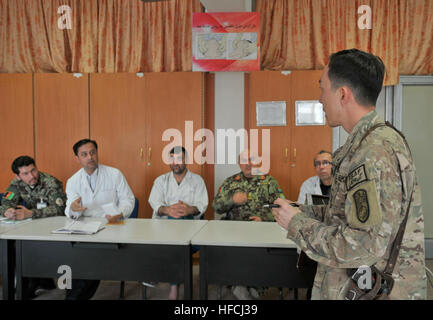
192, 12, 260, 72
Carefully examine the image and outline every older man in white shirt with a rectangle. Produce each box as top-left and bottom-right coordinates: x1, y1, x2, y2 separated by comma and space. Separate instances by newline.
297, 150, 333, 204
64, 138, 135, 300
148, 146, 208, 299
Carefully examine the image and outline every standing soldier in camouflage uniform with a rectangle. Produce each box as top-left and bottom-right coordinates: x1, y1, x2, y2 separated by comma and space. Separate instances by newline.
0, 156, 66, 299
1, 156, 66, 220
213, 150, 285, 299
273, 49, 427, 300
213, 150, 285, 222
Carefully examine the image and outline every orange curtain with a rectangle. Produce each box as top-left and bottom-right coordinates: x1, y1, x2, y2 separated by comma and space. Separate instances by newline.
257, 0, 433, 86
0, 0, 202, 73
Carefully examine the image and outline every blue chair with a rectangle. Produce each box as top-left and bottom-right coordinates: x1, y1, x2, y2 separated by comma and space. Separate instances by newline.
119, 197, 139, 299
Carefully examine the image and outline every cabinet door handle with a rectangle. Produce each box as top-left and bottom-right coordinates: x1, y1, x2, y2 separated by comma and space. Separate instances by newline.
293, 148, 297, 163
147, 147, 152, 166
140, 148, 144, 160
285, 147, 288, 159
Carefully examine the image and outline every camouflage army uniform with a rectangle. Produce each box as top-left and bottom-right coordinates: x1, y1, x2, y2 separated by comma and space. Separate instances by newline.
286, 110, 426, 300
213, 172, 285, 221
0, 172, 66, 219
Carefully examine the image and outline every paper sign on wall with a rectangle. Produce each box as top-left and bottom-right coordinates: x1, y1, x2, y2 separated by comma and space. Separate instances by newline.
192, 12, 260, 72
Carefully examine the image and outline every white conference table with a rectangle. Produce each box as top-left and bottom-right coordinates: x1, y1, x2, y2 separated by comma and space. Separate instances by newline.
0, 219, 34, 300
0, 216, 207, 300
191, 220, 310, 299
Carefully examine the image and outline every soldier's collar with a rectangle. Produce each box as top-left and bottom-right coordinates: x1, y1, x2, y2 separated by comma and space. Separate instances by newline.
346, 110, 378, 144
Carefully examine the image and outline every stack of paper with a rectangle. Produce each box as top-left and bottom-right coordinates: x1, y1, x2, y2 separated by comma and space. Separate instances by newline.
52, 220, 105, 235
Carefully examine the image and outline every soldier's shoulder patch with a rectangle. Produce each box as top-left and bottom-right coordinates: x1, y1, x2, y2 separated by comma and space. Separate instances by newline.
353, 189, 369, 223
346, 164, 368, 191
4, 192, 15, 200
234, 175, 241, 181
346, 180, 382, 229
260, 175, 266, 180
55, 198, 64, 206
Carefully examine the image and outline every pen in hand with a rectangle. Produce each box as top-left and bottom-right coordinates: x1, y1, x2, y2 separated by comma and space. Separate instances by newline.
263, 203, 300, 208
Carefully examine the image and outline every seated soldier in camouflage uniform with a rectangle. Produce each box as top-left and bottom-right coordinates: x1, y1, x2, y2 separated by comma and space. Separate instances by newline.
213, 150, 285, 222
213, 150, 285, 299
0, 155, 66, 299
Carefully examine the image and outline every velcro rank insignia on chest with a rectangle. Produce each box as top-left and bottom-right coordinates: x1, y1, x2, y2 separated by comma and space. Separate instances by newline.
346, 164, 368, 191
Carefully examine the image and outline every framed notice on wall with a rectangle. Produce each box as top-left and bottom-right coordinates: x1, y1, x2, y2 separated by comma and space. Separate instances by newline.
256, 101, 287, 126
192, 12, 260, 72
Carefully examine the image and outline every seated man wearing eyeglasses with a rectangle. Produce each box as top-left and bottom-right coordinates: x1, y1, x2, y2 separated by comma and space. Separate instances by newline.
297, 150, 333, 204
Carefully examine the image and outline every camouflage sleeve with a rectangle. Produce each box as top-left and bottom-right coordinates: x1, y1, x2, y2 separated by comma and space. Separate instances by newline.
299, 204, 327, 221
286, 142, 402, 269
259, 177, 285, 222
212, 180, 236, 214
267, 176, 286, 201
0, 184, 21, 216
32, 180, 66, 219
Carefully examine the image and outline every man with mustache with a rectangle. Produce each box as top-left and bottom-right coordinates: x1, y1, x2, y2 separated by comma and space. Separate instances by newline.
64, 138, 135, 300
0, 155, 66, 299
149, 146, 208, 300
297, 150, 333, 205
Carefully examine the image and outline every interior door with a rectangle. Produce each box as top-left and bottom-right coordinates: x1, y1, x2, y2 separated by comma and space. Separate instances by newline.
288, 71, 332, 201
402, 85, 433, 238
246, 71, 292, 197
34, 73, 89, 186
144, 72, 204, 218
246, 70, 332, 201
0, 74, 34, 191
90, 73, 148, 218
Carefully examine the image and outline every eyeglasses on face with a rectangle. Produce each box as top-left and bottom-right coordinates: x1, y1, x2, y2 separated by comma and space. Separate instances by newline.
314, 160, 332, 167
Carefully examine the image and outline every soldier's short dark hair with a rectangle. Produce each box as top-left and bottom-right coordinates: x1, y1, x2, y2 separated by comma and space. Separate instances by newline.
73, 139, 98, 156
169, 146, 188, 161
328, 49, 385, 107
12, 156, 36, 174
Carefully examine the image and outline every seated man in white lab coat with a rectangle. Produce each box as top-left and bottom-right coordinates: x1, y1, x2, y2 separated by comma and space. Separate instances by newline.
148, 146, 208, 299
297, 150, 333, 204
64, 138, 135, 300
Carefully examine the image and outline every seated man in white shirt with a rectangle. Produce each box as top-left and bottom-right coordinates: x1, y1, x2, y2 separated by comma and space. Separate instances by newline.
148, 146, 208, 299
64, 138, 135, 300
297, 150, 333, 204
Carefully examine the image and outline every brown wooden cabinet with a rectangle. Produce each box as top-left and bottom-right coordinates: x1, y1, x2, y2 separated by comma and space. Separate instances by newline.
245, 70, 332, 201
90, 72, 204, 218
34, 73, 89, 186
0, 74, 34, 191
0, 72, 206, 219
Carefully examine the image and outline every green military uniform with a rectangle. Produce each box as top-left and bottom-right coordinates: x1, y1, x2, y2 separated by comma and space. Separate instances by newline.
286, 110, 426, 299
0, 172, 66, 219
213, 172, 285, 221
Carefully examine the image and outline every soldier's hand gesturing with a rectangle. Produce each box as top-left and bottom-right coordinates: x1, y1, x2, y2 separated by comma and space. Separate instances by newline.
232, 192, 248, 205
272, 198, 301, 230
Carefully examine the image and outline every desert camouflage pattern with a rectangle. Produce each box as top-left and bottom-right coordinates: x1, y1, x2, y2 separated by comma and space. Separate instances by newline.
0, 171, 66, 219
213, 172, 285, 221
287, 110, 427, 300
